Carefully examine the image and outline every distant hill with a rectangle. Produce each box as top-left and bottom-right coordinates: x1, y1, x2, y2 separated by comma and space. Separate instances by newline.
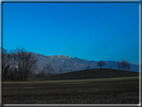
33, 53, 139, 73
42, 69, 139, 80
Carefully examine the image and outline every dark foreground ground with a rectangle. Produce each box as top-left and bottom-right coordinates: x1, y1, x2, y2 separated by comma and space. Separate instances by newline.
38, 69, 139, 80
3, 76, 139, 104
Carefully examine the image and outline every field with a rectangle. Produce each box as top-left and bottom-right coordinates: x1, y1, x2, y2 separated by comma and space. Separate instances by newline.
3, 76, 139, 104
38, 68, 139, 80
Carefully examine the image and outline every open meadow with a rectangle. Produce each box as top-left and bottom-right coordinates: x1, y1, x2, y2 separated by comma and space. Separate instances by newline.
3, 76, 139, 104
3, 2, 139, 105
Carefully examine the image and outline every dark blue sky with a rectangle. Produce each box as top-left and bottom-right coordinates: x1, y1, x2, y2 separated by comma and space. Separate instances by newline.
3, 3, 139, 64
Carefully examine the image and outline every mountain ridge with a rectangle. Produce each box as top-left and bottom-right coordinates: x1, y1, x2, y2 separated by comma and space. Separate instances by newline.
33, 53, 139, 73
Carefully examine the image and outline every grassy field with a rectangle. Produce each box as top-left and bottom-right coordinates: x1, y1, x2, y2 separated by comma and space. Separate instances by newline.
3, 76, 139, 104
38, 69, 139, 80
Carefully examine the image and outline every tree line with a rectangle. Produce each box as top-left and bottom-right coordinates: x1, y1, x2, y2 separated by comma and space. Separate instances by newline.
2, 47, 132, 81
2, 48, 38, 81
37, 63, 56, 77
86, 60, 131, 70
117, 60, 131, 71
2, 47, 65, 79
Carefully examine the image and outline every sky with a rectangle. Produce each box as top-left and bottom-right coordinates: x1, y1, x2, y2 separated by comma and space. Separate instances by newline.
3, 2, 139, 64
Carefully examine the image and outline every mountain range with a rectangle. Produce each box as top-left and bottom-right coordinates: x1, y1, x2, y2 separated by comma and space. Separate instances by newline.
33, 53, 139, 73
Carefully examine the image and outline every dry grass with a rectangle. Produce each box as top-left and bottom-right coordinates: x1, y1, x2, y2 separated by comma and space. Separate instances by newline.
40, 68, 139, 80
3, 76, 139, 104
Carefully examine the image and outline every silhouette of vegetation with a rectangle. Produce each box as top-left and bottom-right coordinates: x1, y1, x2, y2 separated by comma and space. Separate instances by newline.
45, 63, 55, 75
38, 67, 46, 77
117, 60, 131, 71
97, 61, 105, 68
2, 48, 38, 81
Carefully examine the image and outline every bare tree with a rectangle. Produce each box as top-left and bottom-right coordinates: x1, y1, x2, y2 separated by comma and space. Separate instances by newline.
3, 65, 10, 81
2, 49, 10, 72
2, 48, 38, 81
127, 64, 131, 71
39, 69, 46, 77
97, 61, 105, 68
2, 49, 11, 81
9, 49, 19, 81
117, 60, 131, 71
45, 63, 55, 75
121, 60, 128, 70
8, 48, 38, 81
121, 60, 131, 71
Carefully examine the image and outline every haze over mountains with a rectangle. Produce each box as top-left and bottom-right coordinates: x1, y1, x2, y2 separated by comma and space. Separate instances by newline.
33, 53, 139, 73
